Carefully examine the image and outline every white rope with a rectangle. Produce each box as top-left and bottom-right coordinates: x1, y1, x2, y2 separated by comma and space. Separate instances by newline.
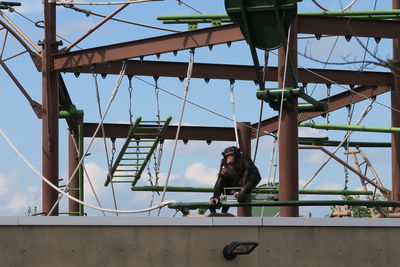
229, 80, 240, 148
302, 99, 375, 189
69, 129, 106, 216
54, 0, 160, 6
0, 127, 176, 214
92, 72, 119, 215
157, 50, 194, 216
311, 0, 358, 11
47, 61, 127, 215
272, 25, 292, 184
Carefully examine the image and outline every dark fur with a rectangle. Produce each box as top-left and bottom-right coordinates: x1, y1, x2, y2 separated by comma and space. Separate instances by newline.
210, 146, 261, 213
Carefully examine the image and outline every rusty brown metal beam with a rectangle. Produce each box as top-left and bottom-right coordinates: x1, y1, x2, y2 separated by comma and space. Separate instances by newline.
54, 23, 243, 70
253, 85, 390, 136
54, 16, 400, 71
83, 124, 236, 141
62, 60, 392, 86
298, 15, 400, 39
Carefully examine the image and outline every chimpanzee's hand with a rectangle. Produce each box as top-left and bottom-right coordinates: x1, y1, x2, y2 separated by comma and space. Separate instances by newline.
233, 192, 239, 199
209, 197, 220, 205
220, 166, 227, 175
237, 192, 246, 203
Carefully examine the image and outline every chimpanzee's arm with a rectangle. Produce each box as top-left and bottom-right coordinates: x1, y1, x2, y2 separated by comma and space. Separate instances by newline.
237, 162, 261, 202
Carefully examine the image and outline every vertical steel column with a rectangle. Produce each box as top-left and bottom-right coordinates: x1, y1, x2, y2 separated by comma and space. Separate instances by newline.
237, 122, 252, 217
42, 1, 59, 215
68, 131, 79, 216
278, 19, 299, 217
392, 0, 400, 203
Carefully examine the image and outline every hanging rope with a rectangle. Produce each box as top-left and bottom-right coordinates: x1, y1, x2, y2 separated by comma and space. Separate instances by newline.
270, 25, 292, 186
344, 103, 354, 191
302, 99, 375, 189
157, 49, 195, 216
92, 71, 119, 216
148, 77, 163, 215
47, 61, 127, 216
253, 50, 269, 162
68, 129, 106, 216
229, 79, 240, 148
127, 75, 134, 124
0, 127, 176, 214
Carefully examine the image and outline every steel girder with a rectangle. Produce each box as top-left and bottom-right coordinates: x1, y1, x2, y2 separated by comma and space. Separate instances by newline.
54, 16, 400, 71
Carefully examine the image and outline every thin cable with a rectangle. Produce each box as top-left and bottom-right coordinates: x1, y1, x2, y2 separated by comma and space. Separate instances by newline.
0, 127, 176, 214
273, 25, 292, 184
311, 0, 358, 11
134, 76, 276, 137
69, 129, 106, 216
229, 80, 240, 148
158, 50, 194, 216
176, 0, 202, 14
47, 61, 127, 216
302, 99, 375, 189
92, 72, 119, 215
253, 50, 269, 162
64, 5, 181, 33
55, 0, 160, 5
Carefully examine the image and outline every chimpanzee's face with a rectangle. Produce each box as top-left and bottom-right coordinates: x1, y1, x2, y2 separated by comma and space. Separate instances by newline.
225, 152, 235, 165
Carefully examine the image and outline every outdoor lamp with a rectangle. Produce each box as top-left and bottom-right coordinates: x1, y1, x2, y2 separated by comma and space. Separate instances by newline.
223, 241, 259, 260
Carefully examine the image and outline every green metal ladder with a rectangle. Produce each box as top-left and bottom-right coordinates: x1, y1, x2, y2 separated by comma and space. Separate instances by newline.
104, 116, 172, 187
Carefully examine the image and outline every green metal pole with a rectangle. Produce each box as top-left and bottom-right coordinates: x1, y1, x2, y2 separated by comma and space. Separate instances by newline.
168, 200, 400, 210
300, 122, 400, 133
78, 119, 84, 216
157, 10, 400, 23
130, 186, 372, 195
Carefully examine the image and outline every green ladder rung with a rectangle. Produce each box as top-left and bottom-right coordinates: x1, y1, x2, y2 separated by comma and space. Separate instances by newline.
127, 146, 154, 149
105, 116, 172, 187
112, 175, 137, 178
136, 126, 164, 130
111, 180, 135, 183
140, 120, 166, 123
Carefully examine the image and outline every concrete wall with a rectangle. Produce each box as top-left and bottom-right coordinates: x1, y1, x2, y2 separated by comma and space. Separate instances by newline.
0, 217, 399, 267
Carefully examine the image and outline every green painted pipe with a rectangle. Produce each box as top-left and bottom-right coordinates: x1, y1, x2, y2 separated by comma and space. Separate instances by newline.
131, 186, 372, 195
168, 200, 400, 210
0, 1, 21, 7
157, 10, 400, 24
298, 139, 391, 148
300, 123, 400, 133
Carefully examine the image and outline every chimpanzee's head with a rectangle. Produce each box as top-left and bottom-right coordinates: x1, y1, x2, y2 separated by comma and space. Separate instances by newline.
222, 146, 241, 165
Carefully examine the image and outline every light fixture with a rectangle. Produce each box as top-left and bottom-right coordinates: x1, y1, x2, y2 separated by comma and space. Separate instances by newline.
223, 241, 259, 260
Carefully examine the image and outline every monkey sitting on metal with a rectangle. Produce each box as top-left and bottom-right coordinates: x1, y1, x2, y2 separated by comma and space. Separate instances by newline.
209, 146, 261, 213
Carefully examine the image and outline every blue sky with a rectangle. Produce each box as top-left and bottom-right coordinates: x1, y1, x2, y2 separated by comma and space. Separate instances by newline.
0, 0, 396, 216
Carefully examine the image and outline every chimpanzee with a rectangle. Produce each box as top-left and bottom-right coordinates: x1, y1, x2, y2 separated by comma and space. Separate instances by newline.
209, 146, 261, 213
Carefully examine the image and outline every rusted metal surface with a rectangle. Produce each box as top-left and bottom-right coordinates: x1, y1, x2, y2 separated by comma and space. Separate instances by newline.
237, 122, 252, 217
42, 1, 59, 216
54, 23, 243, 70
254, 85, 390, 137
392, 0, 400, 203
278, 20, 299, 217
298, 15, 400, 39
53, 16, 400, 71
83, 123, 237, 141
62, 60, 392, 86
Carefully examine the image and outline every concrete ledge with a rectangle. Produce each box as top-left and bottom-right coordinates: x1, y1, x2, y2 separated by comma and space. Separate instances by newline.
1, 216, 400, 227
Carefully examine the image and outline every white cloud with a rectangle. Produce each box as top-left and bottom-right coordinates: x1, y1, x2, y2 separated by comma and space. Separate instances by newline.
5, 194, 29, 212
0, 172, 17, 197
83, 161, 108, 203
184, 162, 218, 186
299, 128, 326, 138
301, 151, 327, 165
